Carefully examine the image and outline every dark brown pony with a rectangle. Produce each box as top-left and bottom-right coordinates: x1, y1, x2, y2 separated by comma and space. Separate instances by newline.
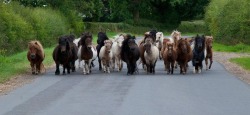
27, 40, 45, 75
163, 42, 177, 74
205, 36, 213, 70
53, 36, 72, 75
121, 35, 140, 75
176, 38, 193, 74
67, 34, 78, 72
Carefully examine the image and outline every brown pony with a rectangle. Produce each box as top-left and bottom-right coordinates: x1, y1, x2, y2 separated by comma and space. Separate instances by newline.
176, 38, 193, 74
163, 42, 177, 74
53, 36, 72, 75
27, 40, 45, 75
161, 38, 171, 58
205, 36, 213, 70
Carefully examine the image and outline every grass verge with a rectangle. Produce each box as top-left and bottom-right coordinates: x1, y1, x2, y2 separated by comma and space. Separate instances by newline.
0, 47, 54, 83
213, 43, 250, 53
230, 57, 250, 71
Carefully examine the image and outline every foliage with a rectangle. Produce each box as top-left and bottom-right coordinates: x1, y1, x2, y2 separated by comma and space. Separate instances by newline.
177, 20, 207, 34
0, 1, 83, 55
205, 0, 250, 45
230, 57, 250, 70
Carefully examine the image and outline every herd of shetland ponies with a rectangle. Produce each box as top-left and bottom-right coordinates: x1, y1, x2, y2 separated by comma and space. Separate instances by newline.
27, 30, 214, 75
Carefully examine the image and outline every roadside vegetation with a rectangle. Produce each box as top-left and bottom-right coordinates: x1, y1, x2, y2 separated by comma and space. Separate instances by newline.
230, 57, 250, 71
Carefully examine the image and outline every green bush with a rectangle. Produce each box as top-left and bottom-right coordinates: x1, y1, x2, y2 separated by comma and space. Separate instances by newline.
0, 2, 84, 55
177, 20, 207, 34
205, 0, 250, 45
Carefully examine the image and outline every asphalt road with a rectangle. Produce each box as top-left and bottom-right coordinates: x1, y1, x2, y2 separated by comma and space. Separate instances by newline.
0, 58, 250, 115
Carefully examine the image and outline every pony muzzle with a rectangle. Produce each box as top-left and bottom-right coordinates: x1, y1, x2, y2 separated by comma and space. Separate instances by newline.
30, 54, 36, 59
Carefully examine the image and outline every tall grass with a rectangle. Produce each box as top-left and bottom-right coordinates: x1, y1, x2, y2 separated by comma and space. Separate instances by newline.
213, 43, 250, 53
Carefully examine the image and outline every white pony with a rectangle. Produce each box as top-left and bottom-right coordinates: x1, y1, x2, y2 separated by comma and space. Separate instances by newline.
99, 40, 113, 73
170, 30, 181, 44
156, 32, 164, 59
111, 34, 124, 71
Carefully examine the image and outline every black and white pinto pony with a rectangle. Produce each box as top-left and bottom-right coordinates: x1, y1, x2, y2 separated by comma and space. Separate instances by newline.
96, 32, 109, 70
192, 35, 205, 73
121, 35, 140, 75
77, 32, 97, 74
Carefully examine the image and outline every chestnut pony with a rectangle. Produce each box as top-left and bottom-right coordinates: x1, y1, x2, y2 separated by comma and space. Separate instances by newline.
27, 40, 45, 75
205, 36, 213, 70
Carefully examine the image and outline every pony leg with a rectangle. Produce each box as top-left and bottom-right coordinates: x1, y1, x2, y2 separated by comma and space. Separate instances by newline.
67, 63, 71, 74
171, 62, 174, 74
209, 57, 213, 69
82, 61, 86, 75
31, 63, 35, 74
107, 60, 110, 73
62, 65, 66, 75
205, 57, 209, 70
55, 63, 60, 75
36, 63, 40, 75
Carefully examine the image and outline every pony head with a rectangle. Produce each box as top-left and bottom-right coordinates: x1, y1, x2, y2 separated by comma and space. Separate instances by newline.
167, 42, 174, 56
195, 34, 205, 51
178, 38, 189, 54
28, 40, 43, 59
58, 36, 70, 54
205, 36, 213, 49
104, 40, 113, 53
156, 32, 163, 42
116, 34, 124, 47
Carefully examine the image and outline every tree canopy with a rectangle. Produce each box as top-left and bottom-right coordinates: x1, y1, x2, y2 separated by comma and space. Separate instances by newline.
12, 0, 210, 24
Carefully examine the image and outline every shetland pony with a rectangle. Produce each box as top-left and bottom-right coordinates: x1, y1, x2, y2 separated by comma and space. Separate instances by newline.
205, 36, 213, 70
53, 36, 72, 75
163, 42, 177, 74
156, 32, 164, 59
170, 30, 181, 48
144, 40, 159, 74
139, 34, 155, 70
121, 35, 140, 75
27, 40, 45, 75
66, 34, 78, 72
111, 34, 124, 71
192, 35, 205, 73
176, 38, 193, 74
96, 32, 109, 70
99, 40, 113, 73
161, 38, 171, 58
78, 32, 97, 74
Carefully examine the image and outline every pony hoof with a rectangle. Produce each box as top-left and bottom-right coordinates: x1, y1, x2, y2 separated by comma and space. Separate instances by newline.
55, 71, 60, 75
32, 72, 35, 75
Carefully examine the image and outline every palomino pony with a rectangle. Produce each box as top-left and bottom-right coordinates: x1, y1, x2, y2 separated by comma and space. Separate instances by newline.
205, 36, 213, 70
192, 35, 205, 73
144, 39, 159, 74
53, 36, 72, 75
27, 40, 45, 75
163, 42, 177, 74
121, 35, 140, 75
96, 32, 109, 70
111, 34, 124, 71
78, 32, 97, 74
99, 40, 113, 73
176, 38, 193, 74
